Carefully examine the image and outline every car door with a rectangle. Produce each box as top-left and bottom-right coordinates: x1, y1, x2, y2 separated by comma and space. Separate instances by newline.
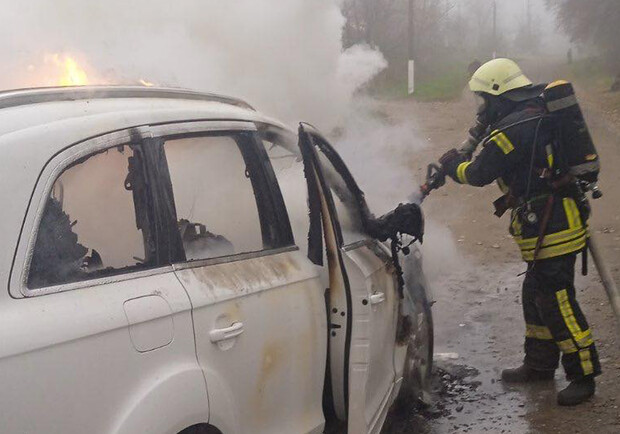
298, 125, 401, 434
150, 121, 328, 434
4, 129, 206, 434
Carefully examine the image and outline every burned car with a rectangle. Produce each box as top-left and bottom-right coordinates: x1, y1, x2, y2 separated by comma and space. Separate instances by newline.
0, 86, 432, 434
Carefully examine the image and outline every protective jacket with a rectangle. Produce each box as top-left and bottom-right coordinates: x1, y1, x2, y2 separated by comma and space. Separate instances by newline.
443, 93, 600, 380
444, 96, 587, 262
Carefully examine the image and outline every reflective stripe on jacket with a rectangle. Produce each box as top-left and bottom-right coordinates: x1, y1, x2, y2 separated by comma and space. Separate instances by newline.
510, 196, 587, 262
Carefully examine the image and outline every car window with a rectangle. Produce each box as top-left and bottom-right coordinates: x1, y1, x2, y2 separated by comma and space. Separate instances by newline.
28, 145, 152, 289
163, 133, 272, 261
263, 132, 368, 248
311, 137, 368, 246
263, 140, 309, 252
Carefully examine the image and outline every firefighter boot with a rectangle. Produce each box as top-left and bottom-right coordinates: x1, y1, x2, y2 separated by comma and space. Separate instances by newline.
501, 365, 555, 383
557, 377, 595, 406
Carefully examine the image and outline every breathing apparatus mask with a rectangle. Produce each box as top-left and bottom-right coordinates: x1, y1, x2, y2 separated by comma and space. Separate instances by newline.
477, 92, 516, 126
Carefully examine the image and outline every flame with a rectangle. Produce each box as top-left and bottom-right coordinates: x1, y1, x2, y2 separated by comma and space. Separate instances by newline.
139, 79, 155, 87
46, 54, 89, 86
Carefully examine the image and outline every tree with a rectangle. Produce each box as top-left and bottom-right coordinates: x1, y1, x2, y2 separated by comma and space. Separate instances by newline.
342, 0, 461, 78
547, 0, 620, 73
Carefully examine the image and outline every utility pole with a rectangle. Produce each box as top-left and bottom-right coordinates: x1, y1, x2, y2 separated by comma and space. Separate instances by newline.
408, 0, 415, 95
492, 0, 497, 58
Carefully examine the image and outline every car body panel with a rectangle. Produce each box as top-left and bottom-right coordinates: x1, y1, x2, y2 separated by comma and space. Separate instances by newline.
173, 249, 327, 434
297, 126, 399, 433
0, 271, 204, 434
343, 243, 399, 434
0, 86, 429, 434
1, 122, 207, 434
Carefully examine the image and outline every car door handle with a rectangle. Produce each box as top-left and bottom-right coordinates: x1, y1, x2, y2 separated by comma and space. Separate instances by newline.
370, 293, 386, 305
210, 322, 245, 343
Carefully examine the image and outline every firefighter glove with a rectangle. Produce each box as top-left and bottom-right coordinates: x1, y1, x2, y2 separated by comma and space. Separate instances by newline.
439, 148, 465, 174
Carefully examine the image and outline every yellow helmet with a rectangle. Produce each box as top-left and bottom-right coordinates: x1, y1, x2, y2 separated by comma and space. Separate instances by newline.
469, 58, 532, 96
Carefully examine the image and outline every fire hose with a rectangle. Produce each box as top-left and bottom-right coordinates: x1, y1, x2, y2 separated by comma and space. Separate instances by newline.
587, 232, 620, 333
420, 159, 620, 333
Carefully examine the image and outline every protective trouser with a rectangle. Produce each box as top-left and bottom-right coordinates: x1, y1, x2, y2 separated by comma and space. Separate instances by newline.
522, 253, 601, 380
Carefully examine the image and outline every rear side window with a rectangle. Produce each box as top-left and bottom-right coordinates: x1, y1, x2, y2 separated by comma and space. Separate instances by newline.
164, 132, 289, 262
28, 145, 153, 289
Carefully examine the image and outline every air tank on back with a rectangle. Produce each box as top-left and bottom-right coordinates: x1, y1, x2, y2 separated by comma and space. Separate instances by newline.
543, 80, 600, 184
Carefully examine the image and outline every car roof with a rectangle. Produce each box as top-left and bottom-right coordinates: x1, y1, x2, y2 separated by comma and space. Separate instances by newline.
0, 85, 291, 137
0, 86, 256, 111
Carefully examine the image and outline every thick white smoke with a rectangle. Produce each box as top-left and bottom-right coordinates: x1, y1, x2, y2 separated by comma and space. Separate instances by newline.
3, 0, 461, 282
1, 0, 385, 130
333, 101, 425, 215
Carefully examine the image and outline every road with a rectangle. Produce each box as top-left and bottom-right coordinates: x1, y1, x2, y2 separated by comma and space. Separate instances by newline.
378, 61, 620, 434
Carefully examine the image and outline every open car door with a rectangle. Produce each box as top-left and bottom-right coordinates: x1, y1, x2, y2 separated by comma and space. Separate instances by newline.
298, 124, 408, 433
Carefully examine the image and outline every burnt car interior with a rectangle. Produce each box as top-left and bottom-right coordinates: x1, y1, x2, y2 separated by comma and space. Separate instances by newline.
28, 145, 155, 289
161, 131, 294, 262
28, 130, 296, 289
27, 123, 423, 292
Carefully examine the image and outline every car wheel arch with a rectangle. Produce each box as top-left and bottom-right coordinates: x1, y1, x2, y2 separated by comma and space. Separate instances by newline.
111, 364, 209, 434
178, 423, 223, 434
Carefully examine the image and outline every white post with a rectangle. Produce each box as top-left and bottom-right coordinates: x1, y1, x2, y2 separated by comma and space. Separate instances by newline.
408, 60, 415, 95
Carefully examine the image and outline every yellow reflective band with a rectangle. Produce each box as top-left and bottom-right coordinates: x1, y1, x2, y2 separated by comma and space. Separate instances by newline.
556, 289, 589, 347
526, 324, 553, 340
516, 227, 586, 250
576, 329, 594, 348
490, 131, 515, 155
579, 349, 594, 376
456, 162, 471, 184
536, 236, 586, 260
545, 79, 570, 90
518, 232, 587, 261
557, 339, 578, 354
563, 198, 582, 229
546, 144, 554, 169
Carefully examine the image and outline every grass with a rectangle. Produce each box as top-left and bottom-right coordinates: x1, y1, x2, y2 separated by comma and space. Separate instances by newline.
563, 57, 620, 113
413, 63, 470, 102
565, 58, 615, 91
370, 62, 469, 102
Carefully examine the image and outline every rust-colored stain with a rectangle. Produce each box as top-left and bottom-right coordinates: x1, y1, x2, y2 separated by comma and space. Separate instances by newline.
252, 341, 285, 425
182, 254, 303, 299
258, 342, 284, 389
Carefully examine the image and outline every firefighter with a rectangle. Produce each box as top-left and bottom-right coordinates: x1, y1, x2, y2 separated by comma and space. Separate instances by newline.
438, 58, 601, 406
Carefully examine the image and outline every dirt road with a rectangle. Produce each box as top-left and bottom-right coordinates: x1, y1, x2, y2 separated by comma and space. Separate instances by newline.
380, 64, 620, 434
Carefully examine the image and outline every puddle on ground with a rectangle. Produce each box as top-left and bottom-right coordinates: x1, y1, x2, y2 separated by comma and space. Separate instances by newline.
383, 361, 533, 434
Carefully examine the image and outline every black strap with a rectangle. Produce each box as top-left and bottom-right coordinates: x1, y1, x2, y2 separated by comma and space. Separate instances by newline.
582, 241, 588, 276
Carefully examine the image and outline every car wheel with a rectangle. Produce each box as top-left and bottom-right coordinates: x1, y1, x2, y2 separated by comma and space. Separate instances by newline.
397, 294, 434, 408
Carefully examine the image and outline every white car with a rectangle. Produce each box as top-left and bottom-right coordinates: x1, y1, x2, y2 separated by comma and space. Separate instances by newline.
0, 86, 432, 434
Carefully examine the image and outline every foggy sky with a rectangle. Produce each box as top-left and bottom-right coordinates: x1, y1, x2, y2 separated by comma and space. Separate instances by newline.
496, 0, 571, 54
452, 0, 571, 55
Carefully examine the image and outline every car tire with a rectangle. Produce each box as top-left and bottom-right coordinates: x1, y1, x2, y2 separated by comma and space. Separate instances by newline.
396, 293, 434, 409
178, 424, 223, 434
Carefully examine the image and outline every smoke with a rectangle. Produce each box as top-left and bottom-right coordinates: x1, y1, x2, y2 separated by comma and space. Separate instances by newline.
1, 0, 385, 130
331, 101, 425, 215
4, 0, 462, 283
